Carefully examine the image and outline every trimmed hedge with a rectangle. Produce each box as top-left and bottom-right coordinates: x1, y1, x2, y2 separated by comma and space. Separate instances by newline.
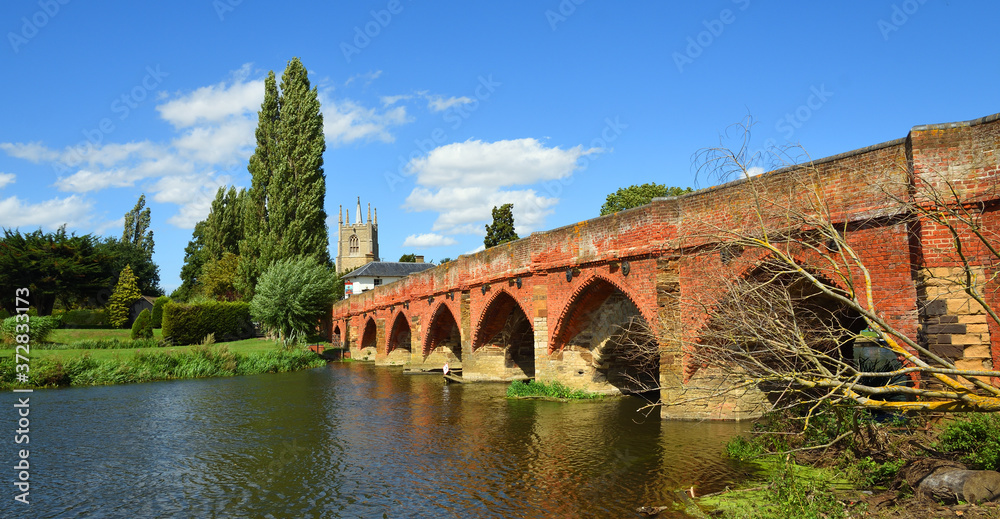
162, 301, 254, 345
60, 309, 109, 329
151, 296, 169, 328
130, 309, 153, 340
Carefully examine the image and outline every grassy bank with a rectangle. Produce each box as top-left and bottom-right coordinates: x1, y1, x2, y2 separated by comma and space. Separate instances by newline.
506, 379, 605, 400
0, 334, 327, 389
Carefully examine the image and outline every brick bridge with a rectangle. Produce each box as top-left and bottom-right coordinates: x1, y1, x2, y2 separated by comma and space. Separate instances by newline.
330, 113, 1000, 420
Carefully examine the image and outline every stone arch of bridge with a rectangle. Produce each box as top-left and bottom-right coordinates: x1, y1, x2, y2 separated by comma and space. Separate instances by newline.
422, 302, 462, 360
693, 253, 869, 383
386, 309, 412, 354
473, 289, 535, 377
549, 272, 654, 353
360, 316, 378, 354
332, 322, 344, 347
549, 273, 659, 395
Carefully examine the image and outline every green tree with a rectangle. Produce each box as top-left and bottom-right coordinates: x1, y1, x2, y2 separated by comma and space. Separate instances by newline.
151, 295, 170, 328
484, 203, 519, 248
398, 253, 417, 262
203, 186, 245, 261
239, 58, 330, 299
97, 238, 162, 297
0, 226, 109, 315
130, 308, 153, 339
599, 182, 693, 215
122, 194, 154, 256
107, 265, 142, 328
173, 221, 207, 301
200, 252, 241, 301
250, 256, 337, 347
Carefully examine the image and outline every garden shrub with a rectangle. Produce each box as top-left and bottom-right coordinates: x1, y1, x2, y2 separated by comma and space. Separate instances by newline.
151, 296, 170, 328
1, 315, 61, 344
130, 308, 153, 340
60, 309, 109, 328
161, 301, 253, 345
937, 413, 1000, 471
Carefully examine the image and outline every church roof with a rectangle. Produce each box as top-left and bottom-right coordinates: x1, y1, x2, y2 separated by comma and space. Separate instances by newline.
342, 261, 435, 279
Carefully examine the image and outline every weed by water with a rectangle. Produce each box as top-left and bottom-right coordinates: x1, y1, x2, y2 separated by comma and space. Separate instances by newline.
506, 379, 604, 400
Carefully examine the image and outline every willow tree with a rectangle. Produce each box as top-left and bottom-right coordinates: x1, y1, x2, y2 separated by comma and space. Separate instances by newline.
238, 57, 330, 299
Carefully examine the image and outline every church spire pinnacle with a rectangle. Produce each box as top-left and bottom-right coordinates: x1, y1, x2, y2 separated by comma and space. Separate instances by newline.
356, 197, 362, 226
339, 205, 343, 225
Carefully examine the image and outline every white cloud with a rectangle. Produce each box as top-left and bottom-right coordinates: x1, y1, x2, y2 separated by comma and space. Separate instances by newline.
464, 244, 486, 255
0, 173, 14, 189
156, 73, 264, 128
402, 233, 458, 248
0, 142, 60, 163
402, 138, 597, 236
0, 195, 93, 230
171, 116, 256, 165
381, 94, 413, 106
152, 174, 230, 228
344, 70, 382, 87
321, 95, 410, 145
744, 166, 765, 178
426, 95, 473, 112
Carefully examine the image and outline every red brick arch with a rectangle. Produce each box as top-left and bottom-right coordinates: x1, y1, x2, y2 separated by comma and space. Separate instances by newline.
549, 272, 655, 354
386, 309, 412, 353
360, 316, 378, 352
422, 302, 462, 358
472, 288, 533, 351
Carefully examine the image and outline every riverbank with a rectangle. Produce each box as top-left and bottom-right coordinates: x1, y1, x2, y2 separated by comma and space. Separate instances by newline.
683, 410, 1000, 518
0, 329, 327, 389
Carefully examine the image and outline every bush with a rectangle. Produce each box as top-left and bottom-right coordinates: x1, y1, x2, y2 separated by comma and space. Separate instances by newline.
60, 309, 109, 328
1, 315, 61, 345
161, 301, 253, 346
937, 413, 1000, 471
505, 380, 603, 399
151, 296, 169, 328
33, 338, 160, 350
130, 309, 153, 340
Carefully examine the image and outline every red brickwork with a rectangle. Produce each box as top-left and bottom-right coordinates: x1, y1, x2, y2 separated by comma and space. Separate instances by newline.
331, 113, 1000, 415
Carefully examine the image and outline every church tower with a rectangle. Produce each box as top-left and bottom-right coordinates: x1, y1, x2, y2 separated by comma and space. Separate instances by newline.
336, 197, 380, 273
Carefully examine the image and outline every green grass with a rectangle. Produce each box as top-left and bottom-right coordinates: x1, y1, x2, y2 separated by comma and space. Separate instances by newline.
506, 379, 604, 400
0, 342, 326, 389
0, 327, 328, 388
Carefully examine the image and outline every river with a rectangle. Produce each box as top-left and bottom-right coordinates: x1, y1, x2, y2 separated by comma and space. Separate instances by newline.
3, 362, 748, 518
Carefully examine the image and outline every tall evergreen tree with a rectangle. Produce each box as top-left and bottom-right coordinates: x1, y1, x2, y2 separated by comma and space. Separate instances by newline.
238, 58, 329, 299
204, 186, 245, 261
172, 221, 207, 301
484, 204, 519, 248
122, 194, 154, 256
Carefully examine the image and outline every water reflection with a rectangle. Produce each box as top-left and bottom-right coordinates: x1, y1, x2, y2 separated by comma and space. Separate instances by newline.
3, 362, 746, 518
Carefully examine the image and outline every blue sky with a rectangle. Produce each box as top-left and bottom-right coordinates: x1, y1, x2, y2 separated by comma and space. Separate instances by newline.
2, 1, 998, 293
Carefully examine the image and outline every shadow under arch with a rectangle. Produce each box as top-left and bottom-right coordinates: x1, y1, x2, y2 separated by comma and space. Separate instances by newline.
358, 317, 378, 360
332, 324, 343, 347
473, 289, 535, 378
550, 275, 659, 395
423, 303, 462, 362
696, 259, 870, 406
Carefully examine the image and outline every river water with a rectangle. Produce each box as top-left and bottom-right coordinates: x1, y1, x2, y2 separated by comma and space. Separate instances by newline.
3, 362, 748, 518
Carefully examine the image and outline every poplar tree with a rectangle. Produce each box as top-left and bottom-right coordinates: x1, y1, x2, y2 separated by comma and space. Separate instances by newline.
203, 186, 245, 261
122, 194, 154, 256
238, 58, 330, 299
